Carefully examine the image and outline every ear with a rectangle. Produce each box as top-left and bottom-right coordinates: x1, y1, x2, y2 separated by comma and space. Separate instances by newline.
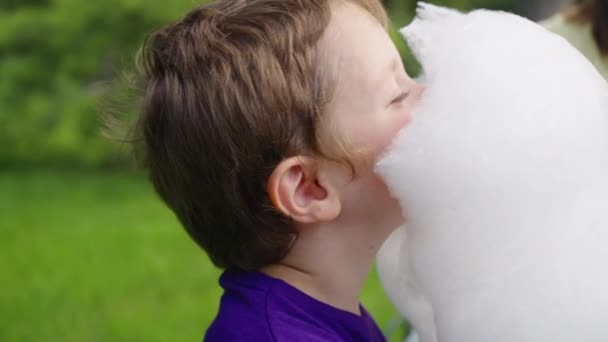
267, 156, 342, 224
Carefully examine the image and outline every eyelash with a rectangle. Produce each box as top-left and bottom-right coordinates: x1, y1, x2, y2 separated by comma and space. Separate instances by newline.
391, 91, 410, 105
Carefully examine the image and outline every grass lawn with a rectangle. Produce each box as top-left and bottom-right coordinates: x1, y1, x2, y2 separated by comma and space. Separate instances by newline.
0, 170, 405, 341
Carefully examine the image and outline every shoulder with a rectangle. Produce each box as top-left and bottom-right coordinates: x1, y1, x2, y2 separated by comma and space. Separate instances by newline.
205, 316, 272, 341
540, 13, 590, 44
204, 291, 336, 342
264, 289, 385, 341
540, 13, 568, 32
205, 270, 385, 341
264, 294, 339, 341
204, 292, 276, 341
204, 271, 275, 341
203, 270, 334, 341
539, 12, 608, 78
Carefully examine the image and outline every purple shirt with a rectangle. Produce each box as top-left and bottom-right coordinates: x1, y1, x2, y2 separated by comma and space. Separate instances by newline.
205, 270, 387, 341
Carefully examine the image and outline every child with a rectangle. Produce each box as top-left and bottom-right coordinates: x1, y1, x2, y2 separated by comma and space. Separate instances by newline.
133, 0, 423, 340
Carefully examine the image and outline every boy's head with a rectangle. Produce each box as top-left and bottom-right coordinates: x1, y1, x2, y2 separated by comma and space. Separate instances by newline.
135, 0, 420, 271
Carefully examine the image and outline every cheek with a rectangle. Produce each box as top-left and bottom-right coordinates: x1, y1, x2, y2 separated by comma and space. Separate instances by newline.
358, 105, 413, 160
342, 172, 405, 228
331, 92, 415, 166
370, 84, 423, 154
379, 105, 413, 152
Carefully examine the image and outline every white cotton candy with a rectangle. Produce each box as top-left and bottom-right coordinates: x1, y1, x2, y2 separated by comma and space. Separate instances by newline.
376, 3, 608, 342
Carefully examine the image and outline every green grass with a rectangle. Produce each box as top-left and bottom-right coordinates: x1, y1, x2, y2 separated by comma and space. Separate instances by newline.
0, 170, 404, 341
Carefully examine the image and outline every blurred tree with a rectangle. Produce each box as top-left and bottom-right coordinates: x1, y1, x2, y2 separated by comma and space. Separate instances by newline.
0, 0, 205, 168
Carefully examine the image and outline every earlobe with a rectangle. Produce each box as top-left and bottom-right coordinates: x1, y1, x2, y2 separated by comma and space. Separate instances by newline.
267, 156, 342, 224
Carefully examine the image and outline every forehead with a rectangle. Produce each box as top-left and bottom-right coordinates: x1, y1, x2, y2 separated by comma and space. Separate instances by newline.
317, 2, 397, 95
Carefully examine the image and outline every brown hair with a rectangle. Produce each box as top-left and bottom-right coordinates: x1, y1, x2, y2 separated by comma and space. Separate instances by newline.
133, 0, 388, 270
566, 0, 608, 55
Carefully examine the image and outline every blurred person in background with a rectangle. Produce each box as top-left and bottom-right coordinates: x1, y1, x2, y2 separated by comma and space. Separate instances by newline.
542, 0, 608, 78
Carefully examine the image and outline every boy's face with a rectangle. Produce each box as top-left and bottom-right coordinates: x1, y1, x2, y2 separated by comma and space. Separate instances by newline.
319, 2, 423, 231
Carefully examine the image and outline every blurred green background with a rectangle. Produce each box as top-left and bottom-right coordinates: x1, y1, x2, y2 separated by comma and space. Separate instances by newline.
1, 0, 551, 340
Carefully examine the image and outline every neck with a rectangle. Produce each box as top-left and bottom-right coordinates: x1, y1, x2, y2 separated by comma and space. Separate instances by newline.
261, 222, 390, 315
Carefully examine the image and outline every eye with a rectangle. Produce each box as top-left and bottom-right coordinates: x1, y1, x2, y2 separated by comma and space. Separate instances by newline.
390, 91, 410, 105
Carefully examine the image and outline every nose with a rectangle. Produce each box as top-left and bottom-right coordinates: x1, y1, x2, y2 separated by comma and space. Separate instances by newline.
412, 83, 426, 102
